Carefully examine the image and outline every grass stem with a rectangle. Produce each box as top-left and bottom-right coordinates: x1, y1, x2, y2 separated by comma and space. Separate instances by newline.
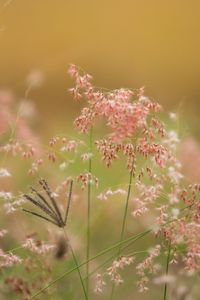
86, 126, 93, 298
63, 229, 87, 300
110, 164, 134, 299
163, 240, 171, 300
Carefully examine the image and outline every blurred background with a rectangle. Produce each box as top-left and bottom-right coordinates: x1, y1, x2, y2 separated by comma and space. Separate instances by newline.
0, 1, 200, 299
0, 0, 200, 137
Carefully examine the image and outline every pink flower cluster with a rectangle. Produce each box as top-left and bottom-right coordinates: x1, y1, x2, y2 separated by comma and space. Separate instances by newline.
22, 238, 55, 255
107, 256, 135, 286
132, 181, 163, 217
0, 249, 22, 268
158, 184, 200, 272
68, 64, 162, 142
94, 273, 106, 293
136, 245, 161, 292
76, 172, 98, 190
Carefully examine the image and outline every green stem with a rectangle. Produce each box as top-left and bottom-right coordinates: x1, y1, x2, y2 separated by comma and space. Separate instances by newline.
7, 246, 24, 253
29, 229, 151, 299
118, 168, 133, 253
163, 240, 171, 300
86, 127, 93, 298
63, 229, 87, 300
70, 245, 88, 300
110, 165, 134, 299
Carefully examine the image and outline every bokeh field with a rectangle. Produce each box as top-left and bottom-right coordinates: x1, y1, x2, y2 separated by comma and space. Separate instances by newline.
0, 1, 200, 300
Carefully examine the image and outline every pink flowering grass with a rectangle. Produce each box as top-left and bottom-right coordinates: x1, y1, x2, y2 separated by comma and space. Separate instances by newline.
0, 65, 200, 299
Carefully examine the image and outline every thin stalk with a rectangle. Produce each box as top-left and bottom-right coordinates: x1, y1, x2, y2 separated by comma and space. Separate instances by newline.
62, 229, 87, 300
118, 168, 133, 252
163, 240, 171, 300
86, 126, 93, 297
110, 164, 134, 299
29, 229, 151, 299
69, 245, 88, 300
7, 246, 24, 253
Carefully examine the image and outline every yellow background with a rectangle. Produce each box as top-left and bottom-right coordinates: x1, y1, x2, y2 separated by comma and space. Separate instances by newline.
0, 0, 200, 134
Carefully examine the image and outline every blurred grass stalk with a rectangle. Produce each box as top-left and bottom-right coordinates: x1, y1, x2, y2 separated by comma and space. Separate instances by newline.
163, 240, 171, 300
86, 127, 93, 298
63, 228, 88, 299
110, 162, 134, 299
